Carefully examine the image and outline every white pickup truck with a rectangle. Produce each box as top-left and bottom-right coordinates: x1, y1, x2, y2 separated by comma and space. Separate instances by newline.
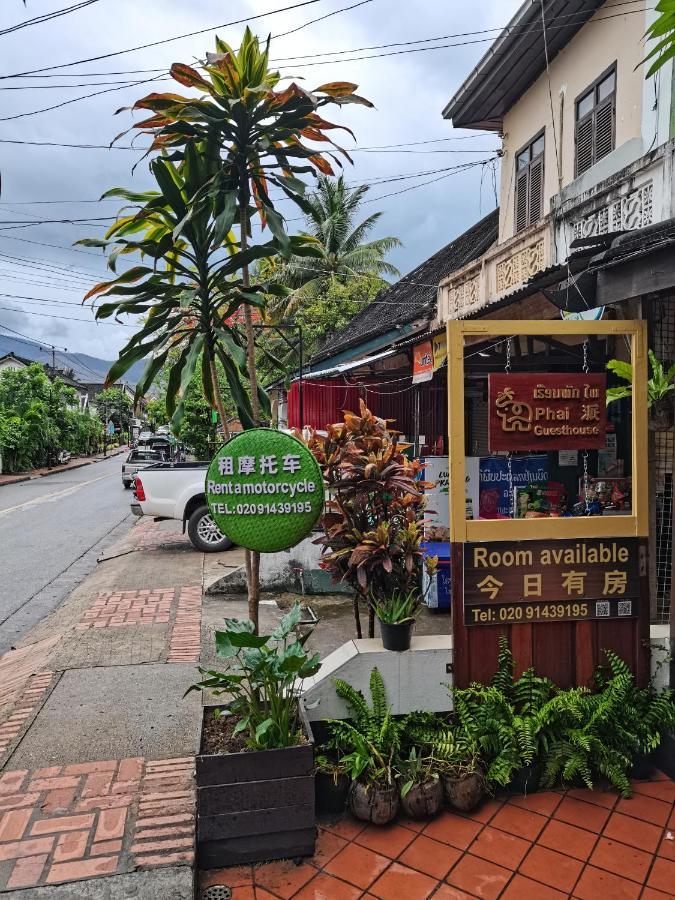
131, 463, 233, 553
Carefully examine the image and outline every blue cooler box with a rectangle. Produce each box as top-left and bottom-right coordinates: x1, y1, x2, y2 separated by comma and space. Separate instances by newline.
421, 541, 451, 610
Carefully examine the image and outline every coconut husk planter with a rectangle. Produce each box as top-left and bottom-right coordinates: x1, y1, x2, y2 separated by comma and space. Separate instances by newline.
349, 780, 399, 825
196, 706, 315, 869
400, 776, 443, 819
442, 768, 485, 812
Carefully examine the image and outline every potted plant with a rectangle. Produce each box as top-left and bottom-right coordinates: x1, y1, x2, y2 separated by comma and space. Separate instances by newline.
433, 730, 485, 812
314, 752, 350, 816
397, 748, 443, 819
186, 603, 321, 868
327, 668, 400, 825
607, 350, 675, 431
371, 588, 420, 652
305, 401, 437, 640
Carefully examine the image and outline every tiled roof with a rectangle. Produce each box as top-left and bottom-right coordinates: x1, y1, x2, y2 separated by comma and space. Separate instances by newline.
312, 208, 499, 363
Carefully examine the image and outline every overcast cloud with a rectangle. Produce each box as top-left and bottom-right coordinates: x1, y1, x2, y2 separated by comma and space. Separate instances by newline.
0, 0, 519, 361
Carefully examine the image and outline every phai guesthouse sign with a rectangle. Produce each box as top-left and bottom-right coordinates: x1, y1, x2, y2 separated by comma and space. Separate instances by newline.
488, 373, 606, 451
206, 429, 324, 553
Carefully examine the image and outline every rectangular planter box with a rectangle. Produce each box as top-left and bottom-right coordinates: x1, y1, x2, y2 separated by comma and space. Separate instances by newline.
196, 706, 315, 868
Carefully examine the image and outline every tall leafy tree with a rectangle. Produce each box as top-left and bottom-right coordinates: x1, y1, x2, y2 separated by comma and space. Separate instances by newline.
268, 175, 400, 322
83, 29, 372, 631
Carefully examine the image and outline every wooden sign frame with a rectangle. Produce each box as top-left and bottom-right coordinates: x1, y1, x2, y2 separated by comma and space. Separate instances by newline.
446, 318, 649, 542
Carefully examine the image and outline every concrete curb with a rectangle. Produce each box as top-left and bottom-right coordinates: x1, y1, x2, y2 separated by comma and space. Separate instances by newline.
0, 447, 127, 488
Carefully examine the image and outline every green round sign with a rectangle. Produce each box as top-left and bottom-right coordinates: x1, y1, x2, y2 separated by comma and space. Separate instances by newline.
205, 429, 324, 553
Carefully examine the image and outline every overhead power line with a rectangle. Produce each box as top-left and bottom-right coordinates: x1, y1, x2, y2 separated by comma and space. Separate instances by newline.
0, 0, 102, 38
0, 0, 327, 79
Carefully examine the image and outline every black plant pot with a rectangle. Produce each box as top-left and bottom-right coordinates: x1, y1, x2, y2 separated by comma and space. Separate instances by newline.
315, 772, 350, 816
379, 618, 414, 651
508, 763, 541, 795
630, 753, 654, 780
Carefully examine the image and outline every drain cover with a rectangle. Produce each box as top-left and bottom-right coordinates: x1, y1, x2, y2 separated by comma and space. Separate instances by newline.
201, 887, 232, 900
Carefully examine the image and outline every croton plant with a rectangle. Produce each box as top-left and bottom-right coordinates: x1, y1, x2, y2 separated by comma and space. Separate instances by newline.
302, 400, 437, 637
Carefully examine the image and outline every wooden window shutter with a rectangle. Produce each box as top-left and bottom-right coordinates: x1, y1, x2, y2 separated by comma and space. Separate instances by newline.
594, 98, 614, 163
515, 169, 529, 233
575, 115, 594, 176
528, 157, 543, 226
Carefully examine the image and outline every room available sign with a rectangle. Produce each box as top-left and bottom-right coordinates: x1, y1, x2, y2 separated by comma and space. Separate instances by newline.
463, 538, 639, 626
488, 373, 606, 451
206, 429, 324, 553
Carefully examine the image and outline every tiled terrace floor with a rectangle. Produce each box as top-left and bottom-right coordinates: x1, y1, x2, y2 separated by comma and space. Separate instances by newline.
200, 772, 675, 899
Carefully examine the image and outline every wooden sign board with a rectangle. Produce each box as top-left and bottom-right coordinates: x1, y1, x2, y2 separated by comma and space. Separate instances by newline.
488, 373, 606, 451
463, 537, 639, 626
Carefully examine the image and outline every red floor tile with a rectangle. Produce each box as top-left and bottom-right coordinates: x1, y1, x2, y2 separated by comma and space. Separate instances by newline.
537, 819, 597, 861
468, 826, 531, 870
398, 834, 461, 881
641, 887, 674, 899
589, 836, 653, 884
553, 795, 611, 833
446, 853, 511, 899
254, 889, 279, 900
518, 844, 584, 893
631, 779, 675, 804
500, 874, 567, 899
368, 860, 439, 899
572, 864, 642, 900
489, 803, 547, 842
423, 811, 483, 851
323, 841, 389, 890
253, 860, 317, 899
430, 885, 478, 900
602, 811, 663, 853
657, 831, 675, 861
506, 791, 562, 817
230, 887, 255, 900
615, 793, 672, 827
647, 856, 675, 894
312, 828, 348, 867
397, 816, 427, 833
293, 872, 362, 900
321, 816, 364, 841
354, 822, 416, 858
457, 799, 503, 825
201, 866, 253, 888
564, 788, 617, 810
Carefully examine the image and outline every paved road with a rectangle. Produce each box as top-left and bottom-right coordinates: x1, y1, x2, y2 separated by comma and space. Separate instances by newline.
0, 455, 133, 653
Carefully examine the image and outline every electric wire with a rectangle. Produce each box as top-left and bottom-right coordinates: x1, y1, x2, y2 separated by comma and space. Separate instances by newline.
0, 0, 102, 38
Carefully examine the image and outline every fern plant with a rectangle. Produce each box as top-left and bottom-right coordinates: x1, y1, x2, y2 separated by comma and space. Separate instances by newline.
327, 667, 401, 786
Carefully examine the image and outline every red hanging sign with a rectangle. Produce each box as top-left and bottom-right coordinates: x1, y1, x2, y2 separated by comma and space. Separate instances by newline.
488, 373, 607, 451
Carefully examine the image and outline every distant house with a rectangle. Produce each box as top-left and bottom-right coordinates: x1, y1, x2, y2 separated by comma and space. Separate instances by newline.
0, 352, 31, 373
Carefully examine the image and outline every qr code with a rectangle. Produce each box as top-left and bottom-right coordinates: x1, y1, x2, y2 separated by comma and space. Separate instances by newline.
618, 601, 632, 617
595, 601, 610, 617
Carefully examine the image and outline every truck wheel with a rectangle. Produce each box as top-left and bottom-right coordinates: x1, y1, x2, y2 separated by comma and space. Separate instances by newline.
187, 505, 233, 553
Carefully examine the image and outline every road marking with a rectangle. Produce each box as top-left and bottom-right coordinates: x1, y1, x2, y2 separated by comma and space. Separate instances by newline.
0, 472, 114, 518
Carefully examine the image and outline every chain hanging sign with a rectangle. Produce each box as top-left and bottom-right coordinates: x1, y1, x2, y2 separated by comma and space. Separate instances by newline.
488, 373, 607, 452
463, 537, 640, 626
205, 429, 324, 553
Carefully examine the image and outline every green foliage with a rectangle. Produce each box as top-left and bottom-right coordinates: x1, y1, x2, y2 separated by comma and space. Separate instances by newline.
396, 747, 438, 798
327, 668, 401, 785
0, 364, 102, 472
371, 588, 420, 624
186, 602, 320, 751
642, 0, 675, 77
606, 350, 675, 408
95, 387, 133, 430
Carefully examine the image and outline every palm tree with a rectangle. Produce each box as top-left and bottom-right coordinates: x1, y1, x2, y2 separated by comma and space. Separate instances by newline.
268, 176, 401, 321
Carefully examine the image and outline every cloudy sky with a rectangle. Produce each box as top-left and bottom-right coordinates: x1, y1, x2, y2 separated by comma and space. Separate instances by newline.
0, 0, 520, 361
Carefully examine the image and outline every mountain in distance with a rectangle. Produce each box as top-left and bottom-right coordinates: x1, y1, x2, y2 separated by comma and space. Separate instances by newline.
0, 333, 146, 386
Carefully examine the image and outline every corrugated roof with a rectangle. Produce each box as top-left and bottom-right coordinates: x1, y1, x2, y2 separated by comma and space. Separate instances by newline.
311, 208, 499, 364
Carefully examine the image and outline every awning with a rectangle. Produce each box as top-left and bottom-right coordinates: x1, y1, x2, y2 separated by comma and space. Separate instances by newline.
301, 348, 397, 381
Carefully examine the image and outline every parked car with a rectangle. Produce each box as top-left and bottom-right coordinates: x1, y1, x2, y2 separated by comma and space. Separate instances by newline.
122, 448, 163, 489
132, 463, 233, 552
138, 430, 154, 443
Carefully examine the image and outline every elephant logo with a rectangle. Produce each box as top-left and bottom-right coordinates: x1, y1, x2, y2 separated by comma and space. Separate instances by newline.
495, 387, 533, 433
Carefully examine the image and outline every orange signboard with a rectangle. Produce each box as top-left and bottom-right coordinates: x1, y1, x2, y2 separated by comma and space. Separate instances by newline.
412, 340, 433, 384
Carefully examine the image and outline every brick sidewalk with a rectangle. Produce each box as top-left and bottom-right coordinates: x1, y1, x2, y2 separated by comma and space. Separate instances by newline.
199, 774, 675, 899
0, 446, 128, 487
0, 756, 194, 890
